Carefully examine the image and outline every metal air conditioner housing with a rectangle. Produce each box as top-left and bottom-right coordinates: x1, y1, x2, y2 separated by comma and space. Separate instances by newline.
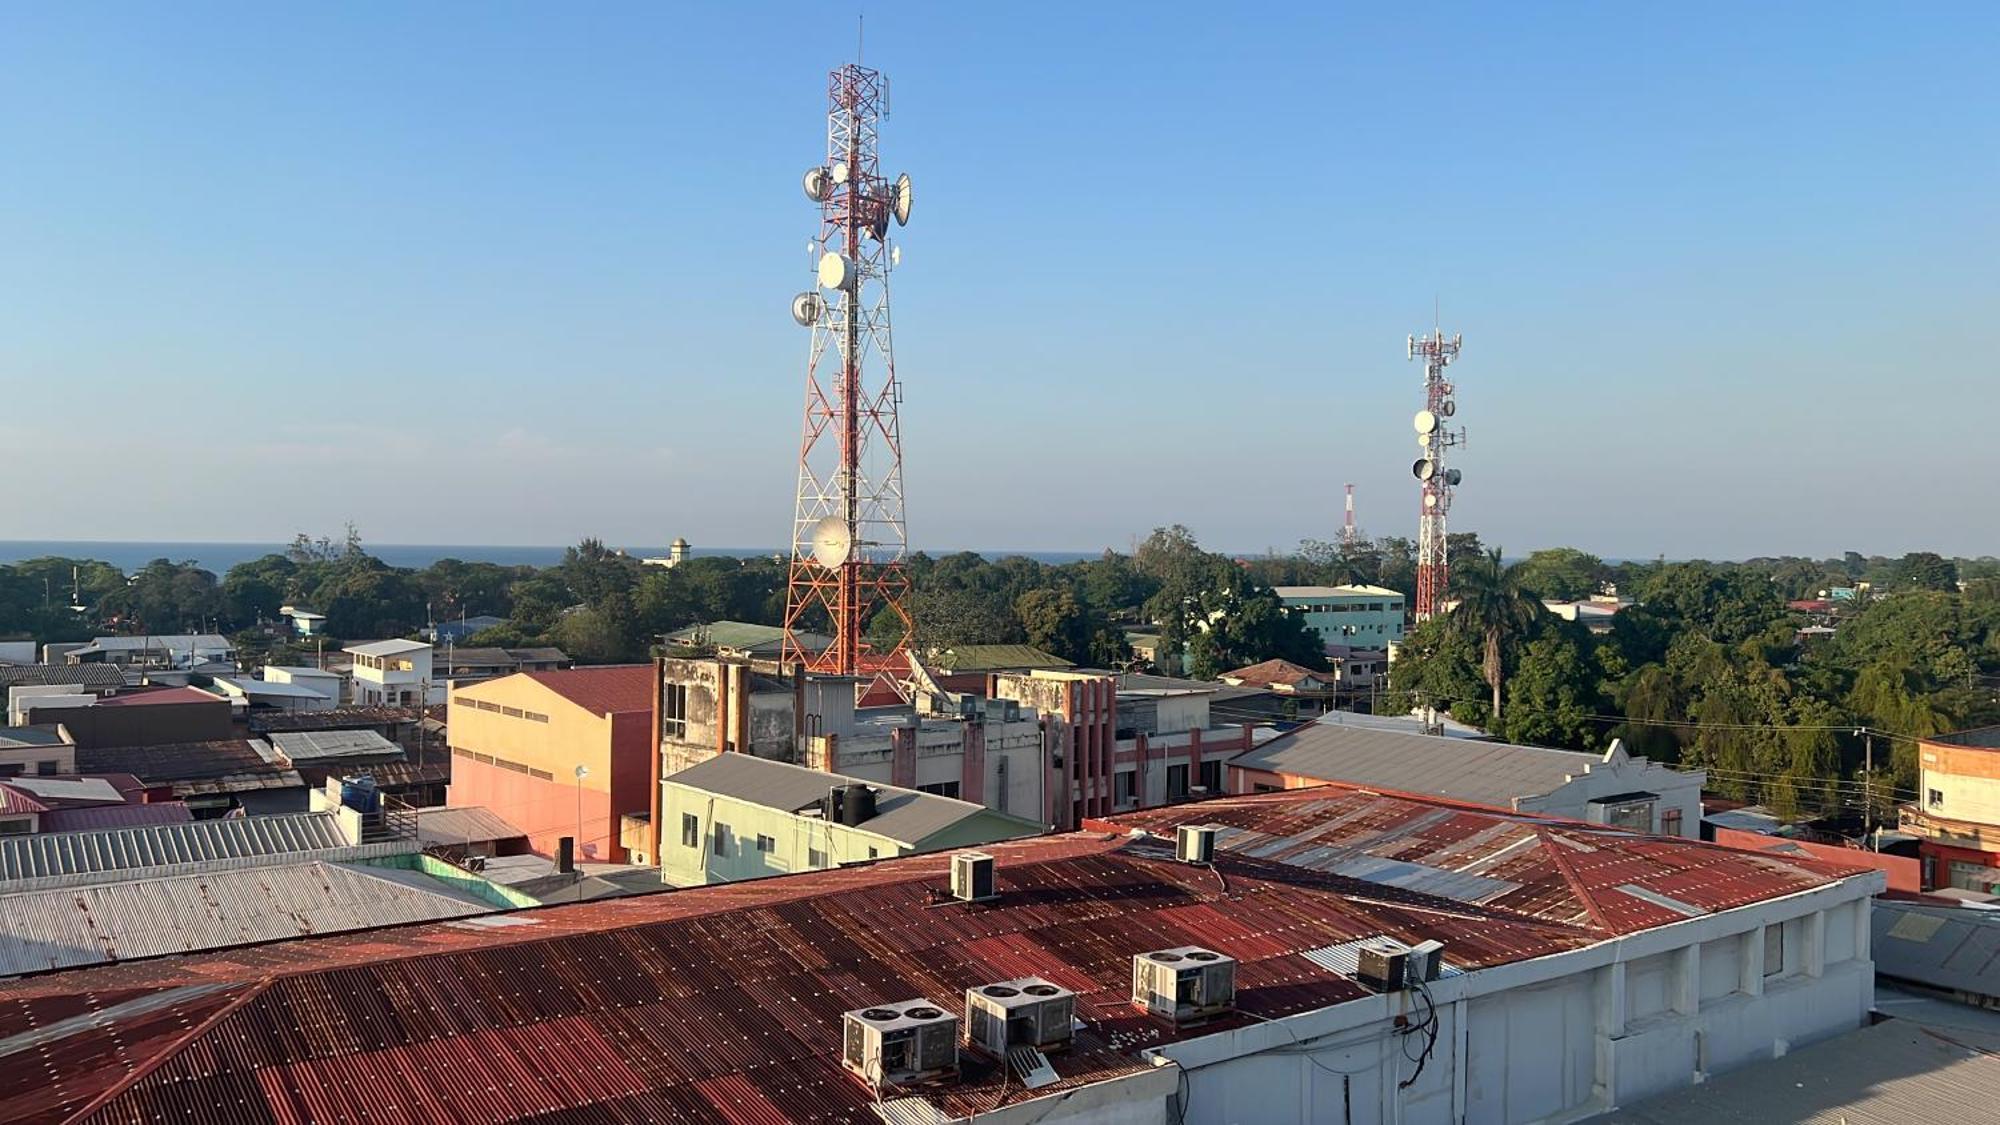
951, 851, 997, 902
1176, 823, 1218, 864
841, 1000, 960, 1089
1131, 946, 1237, 1023
1356, 940, 1408, 993
965, 977, 1076, 1055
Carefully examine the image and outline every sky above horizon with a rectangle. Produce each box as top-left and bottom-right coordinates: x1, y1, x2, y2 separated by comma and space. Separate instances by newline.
3, 3, 1996, 560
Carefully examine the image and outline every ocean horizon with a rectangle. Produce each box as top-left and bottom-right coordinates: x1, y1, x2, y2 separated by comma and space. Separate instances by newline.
0, 540, 1107, 576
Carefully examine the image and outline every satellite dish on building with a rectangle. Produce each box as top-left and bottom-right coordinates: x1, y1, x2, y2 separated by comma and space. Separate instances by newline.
1412, 458, 1435, 481
791, 291, 826, 327
817, 252, 859, 291
892, 173, 913, 225
1414, 410, 1438, 435
809, 516, 853, 569
803, 167, 831, 202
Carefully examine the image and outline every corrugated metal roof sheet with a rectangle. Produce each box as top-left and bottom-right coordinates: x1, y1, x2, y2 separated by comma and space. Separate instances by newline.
0, 812, 349, 883
414, 806, 526, 848
1232, 723, 1607, 806
932, 644, 1073, 671
0, 777, 122, 804
0, 665, 124, 691
267, 729, 403, 761
1873, 899, 2000, 1002
665, 753, 1041, 844
38, 802, 193, 834
1595, 1018, 2000, 1124
0, 860, 494, 976
0, 790, 1873, 1125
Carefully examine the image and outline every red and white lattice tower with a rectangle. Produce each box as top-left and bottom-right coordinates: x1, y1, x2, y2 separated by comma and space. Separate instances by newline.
1409, 330, 1464, 622
781, 61, 915, 675
1342, 483, 1357, 548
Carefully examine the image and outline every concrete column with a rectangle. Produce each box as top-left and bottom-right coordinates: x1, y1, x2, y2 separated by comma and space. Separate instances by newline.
890, 727, 916, 788
1854, 900, 1872, 964
1740, 927, 1766, 996
1673, 943, 1700, 1017
1593, 962, 1627, 1101
1806, 911, 1826, 979
960, 722, 986, 804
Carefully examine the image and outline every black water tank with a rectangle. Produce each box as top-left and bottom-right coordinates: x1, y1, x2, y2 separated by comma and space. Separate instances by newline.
839, 784, 878, 826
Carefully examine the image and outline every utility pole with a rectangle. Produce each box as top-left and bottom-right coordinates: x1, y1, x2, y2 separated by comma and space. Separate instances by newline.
1857, 726, 1875, 845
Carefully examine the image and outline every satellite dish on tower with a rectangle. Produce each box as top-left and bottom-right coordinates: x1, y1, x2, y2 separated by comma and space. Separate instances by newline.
830, 161, 851, 185
1444, 468, 1463, 486
1440, 400, 1456, 418
818, 252, 859, 291
1414, 410, 1438, 435
803, 167, 831, 202
1424, 493, 1439, 508
791, 291, 826, 327
809, 515, 853, 569
892, 173, 913, 225
890, 245, 902, 268
1412, 458, 1435, 481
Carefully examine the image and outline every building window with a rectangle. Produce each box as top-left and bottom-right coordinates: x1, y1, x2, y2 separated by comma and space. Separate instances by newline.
0, 818, 30, 835
1199, 759, 1223, 793
808, 847, 826, 868
1254, 783, 1280, 794
1115, 770, 1137, 807
1660, 808, 1683, 837
867, 847, 879, 859
756, 834, 775, 853
1167, 764, 1190, 799
681, 814, 699, 848
917, 781, 961, 799
713, 824, 731, 856
1603, 799, 1654, 833
1928, 788, 1945, 809
1764, 924, 1784, 976
663, 683, 689, 739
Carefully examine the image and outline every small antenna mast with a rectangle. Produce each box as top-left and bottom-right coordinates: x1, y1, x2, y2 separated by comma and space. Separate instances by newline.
858, 13, 864, 63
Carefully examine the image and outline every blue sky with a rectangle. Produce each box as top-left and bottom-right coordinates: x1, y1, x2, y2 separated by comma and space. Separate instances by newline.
2, 2, 1994, 559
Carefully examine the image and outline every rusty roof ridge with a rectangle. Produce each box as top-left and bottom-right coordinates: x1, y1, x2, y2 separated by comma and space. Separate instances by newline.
1206, 847, 1596, 938
55, 977, 274, 1124
1530, 826, 1616, 935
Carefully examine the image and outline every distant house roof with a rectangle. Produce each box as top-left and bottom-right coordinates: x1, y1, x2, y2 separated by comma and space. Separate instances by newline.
1925, 724, 2000, 750
251, 705, 438, 734
281, 608, 326, 621
1872, 898, 2000, 1002
931, 644, 1073, 672
0, 776, 123, 805
0, 665, 125, 692
0, 727, 71, 750
517, 665, 654, 716
1597, 1018, 2000, 1125
664, 753, 1044, 846
75, 739, 303, 794
0, 858, 493, 975
263, 666, 342, 678
93, 686, 225, 708
1273, 584, 1404, 600
1232, 724, 1630, 808
0, 786, 45, 817
343, 639, 431, 658
210, 676, 335, 700
661, 621, 821, 656
1220, 659, 1329, 691
38, 801, 194, 834
1312, 708, 1491, 740
67, 634, 233, 656
0, 810, 351, 883
414, 807, 527, 850
267, 730, 405, 764
506, 647, 570, 664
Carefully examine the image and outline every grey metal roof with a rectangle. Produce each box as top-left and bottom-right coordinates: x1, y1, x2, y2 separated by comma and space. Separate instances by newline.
268, 729, 404, 762
68, 634, 232, 654
414, 806, 527, 848
343, 639, 430, 658
0, 860, 494, 976
0, 665, 125, 691
0, 811, 350, 883
1, 776, 121, 804
664, 754, 1039, 845
1231, 724, 1602, 808
1592, 1018, 2000, 1124
213, 677, 335, 700
0, 726, 71, 749
1873, 899, 2000, 1002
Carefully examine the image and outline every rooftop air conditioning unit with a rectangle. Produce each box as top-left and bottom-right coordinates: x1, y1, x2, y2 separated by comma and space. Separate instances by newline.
1132, 946, 1237, 1023
958, 696, 980, 720
965, 977, 1076, 1055
1356, 940, 1408, 993
951, 851, 997, 903
1176, 824, 1218, 865
841, 1000, 960, 1090
1407, 939, 1446, 984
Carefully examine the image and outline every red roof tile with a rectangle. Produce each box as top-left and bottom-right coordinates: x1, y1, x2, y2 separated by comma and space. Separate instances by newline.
0, 789, 1873, 1125
518, 664, 654, 716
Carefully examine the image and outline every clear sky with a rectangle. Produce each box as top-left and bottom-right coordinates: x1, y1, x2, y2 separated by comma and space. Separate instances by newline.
2, 2, 1995, 560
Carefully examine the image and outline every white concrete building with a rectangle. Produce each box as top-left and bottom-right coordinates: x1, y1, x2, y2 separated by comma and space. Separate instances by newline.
343, 639, 441, 707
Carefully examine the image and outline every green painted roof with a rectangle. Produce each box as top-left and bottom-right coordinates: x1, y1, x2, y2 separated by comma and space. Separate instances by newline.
664, 621, 785, 650
932, 644, 1073, 672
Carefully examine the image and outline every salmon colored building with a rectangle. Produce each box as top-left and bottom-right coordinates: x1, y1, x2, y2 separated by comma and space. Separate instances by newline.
1901, 725, 2000, 893
445, 665, 654, 864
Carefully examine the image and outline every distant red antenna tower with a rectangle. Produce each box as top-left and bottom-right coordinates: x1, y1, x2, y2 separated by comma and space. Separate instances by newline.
781, 61, 915, 675
1409, 330, 1464, 623
1342, 483, 1357, 548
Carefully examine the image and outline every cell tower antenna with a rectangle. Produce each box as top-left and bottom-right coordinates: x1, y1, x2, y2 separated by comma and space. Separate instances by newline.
1408, 327, 1465, 623
782, 58, 916, 675
1342, 484, 1357, 548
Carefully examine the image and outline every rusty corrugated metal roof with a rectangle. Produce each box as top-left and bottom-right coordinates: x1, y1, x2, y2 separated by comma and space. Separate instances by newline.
0, 789, 1870, 1125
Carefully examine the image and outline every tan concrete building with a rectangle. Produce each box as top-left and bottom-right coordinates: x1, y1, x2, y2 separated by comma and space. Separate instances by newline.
446, 666, 654, 865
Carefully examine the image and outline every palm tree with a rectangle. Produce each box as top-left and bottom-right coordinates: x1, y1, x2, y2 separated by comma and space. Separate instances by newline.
1447, 548, 1543, 723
